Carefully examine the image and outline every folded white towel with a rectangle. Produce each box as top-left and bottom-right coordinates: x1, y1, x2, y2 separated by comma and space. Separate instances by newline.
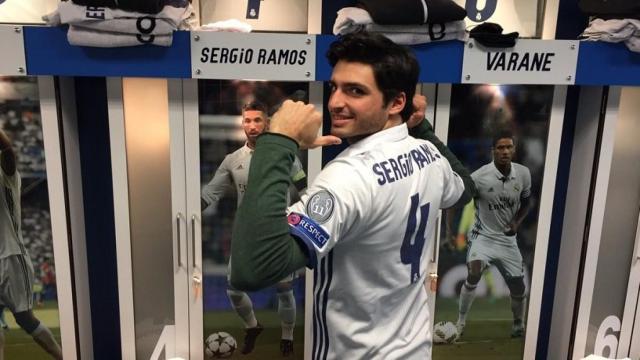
582, 355, 630, 360
626, 36, 640, 52
199, 19, 253, 32
581, 18, 640, 53
582, 18, 640, 41
333, 7, 372, 34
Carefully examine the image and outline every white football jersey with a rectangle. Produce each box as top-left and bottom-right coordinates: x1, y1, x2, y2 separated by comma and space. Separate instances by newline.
0, 166, 25, 259
202, 143, 305, 209
469, 162, 531, 244
287, 124, 464, 360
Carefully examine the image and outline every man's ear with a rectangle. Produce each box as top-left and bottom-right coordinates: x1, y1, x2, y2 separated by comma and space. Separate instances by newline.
387, 92, 407, 116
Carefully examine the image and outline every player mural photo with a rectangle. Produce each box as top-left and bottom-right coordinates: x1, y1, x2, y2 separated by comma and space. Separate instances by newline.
0, 77, 62, 359
228, 32, 476, 360
433, 84, 554, 359
198, 80, 309, 359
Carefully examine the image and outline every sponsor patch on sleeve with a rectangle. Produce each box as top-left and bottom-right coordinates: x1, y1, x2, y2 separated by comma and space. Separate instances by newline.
306, 190, 335, 224
287, 212, 330, 249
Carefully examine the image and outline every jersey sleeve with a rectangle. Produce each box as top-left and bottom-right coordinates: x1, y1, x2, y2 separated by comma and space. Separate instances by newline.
409, 120, 476, 206
287, 161, 368, 268
470, 169, 481, 196
439, 153, 466, 209
520, 166, 532, 199
201, 155, 233, 210
230, 134, 309, 291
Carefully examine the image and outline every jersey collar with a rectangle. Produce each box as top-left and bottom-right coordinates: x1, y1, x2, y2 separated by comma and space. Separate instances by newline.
242, 143, 254, 154
337, 124, 409, 158
490, 161, 517, 181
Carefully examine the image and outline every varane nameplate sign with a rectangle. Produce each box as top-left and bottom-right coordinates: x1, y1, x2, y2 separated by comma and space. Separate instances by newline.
461, 39, 579, 84
191, 32, 315, 81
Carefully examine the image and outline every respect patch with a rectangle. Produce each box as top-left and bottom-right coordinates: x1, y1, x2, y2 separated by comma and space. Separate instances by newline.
287, 212, 330, 249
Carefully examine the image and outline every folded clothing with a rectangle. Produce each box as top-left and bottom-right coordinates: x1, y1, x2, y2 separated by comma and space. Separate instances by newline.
43, 2, 194, 47
581, 18, 640, 41
356, 0, 466, 25
469, 22, 519, 48
72, 0, 165, 14
580, 18, 640, 53
67, 24, 173, 46
381, 30, 467, 45
54, 2, 191, 28
333, 7, 466, 44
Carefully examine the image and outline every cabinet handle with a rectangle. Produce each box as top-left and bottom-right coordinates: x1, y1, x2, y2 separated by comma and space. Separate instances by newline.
191, 215, 197, 267
635, 209, 640, 260
175, 213, 183, 271
431, 216, 439, 262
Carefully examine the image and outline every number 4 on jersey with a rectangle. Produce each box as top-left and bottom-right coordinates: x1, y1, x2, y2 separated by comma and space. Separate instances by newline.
401, 193, 431, 284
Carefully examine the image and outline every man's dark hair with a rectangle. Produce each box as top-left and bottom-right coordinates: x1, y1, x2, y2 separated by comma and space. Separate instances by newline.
326, 31, 420, 122
242, 100, 268, 115
491, 129, 515, 147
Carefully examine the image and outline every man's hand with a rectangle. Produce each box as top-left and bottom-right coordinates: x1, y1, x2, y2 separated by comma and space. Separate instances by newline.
407, 94, 427, 129
441, 227, 457, 252
504, 222, 518, 236
270, 100, 341, 149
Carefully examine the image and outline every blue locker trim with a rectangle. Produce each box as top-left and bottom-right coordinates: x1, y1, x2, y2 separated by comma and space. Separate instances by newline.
12, 26, 640, 85
413, 40, 464, 83
315, 35, 464, 83
24, 27, 191, 78
576, 42, 640, 85
536, 0, 590, 355
536, 86, 581, 360
75, 77, 122, 360
315, 35, 335, 82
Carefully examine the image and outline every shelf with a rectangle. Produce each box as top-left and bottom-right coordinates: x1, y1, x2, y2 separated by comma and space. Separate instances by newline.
24, 26, 191, 78
9, 26, 640, 85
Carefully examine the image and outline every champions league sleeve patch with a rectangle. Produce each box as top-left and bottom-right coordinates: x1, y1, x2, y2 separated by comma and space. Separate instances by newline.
287, 212, 330, 250
306, 190, 335, 224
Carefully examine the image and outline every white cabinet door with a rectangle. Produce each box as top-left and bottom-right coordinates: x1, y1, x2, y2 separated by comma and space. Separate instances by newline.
618, 208, 640, 358
430, 84, 565, 360
108, 78, 190, 359
183, 79, 314, 359
572, 86, 640, 360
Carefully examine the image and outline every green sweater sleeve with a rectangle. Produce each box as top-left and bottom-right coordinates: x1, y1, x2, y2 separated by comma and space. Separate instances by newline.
409, 120, 477, 207
230, 133, 309, 291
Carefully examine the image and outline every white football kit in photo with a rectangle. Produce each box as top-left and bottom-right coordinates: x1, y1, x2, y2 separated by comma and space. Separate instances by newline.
468, 162, 531, 278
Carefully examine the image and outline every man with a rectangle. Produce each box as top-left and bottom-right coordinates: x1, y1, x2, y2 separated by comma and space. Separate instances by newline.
229, 32, 475, 359
0, 128, 62, 360
201, 101, 305, 357
455, 130, 533, 338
